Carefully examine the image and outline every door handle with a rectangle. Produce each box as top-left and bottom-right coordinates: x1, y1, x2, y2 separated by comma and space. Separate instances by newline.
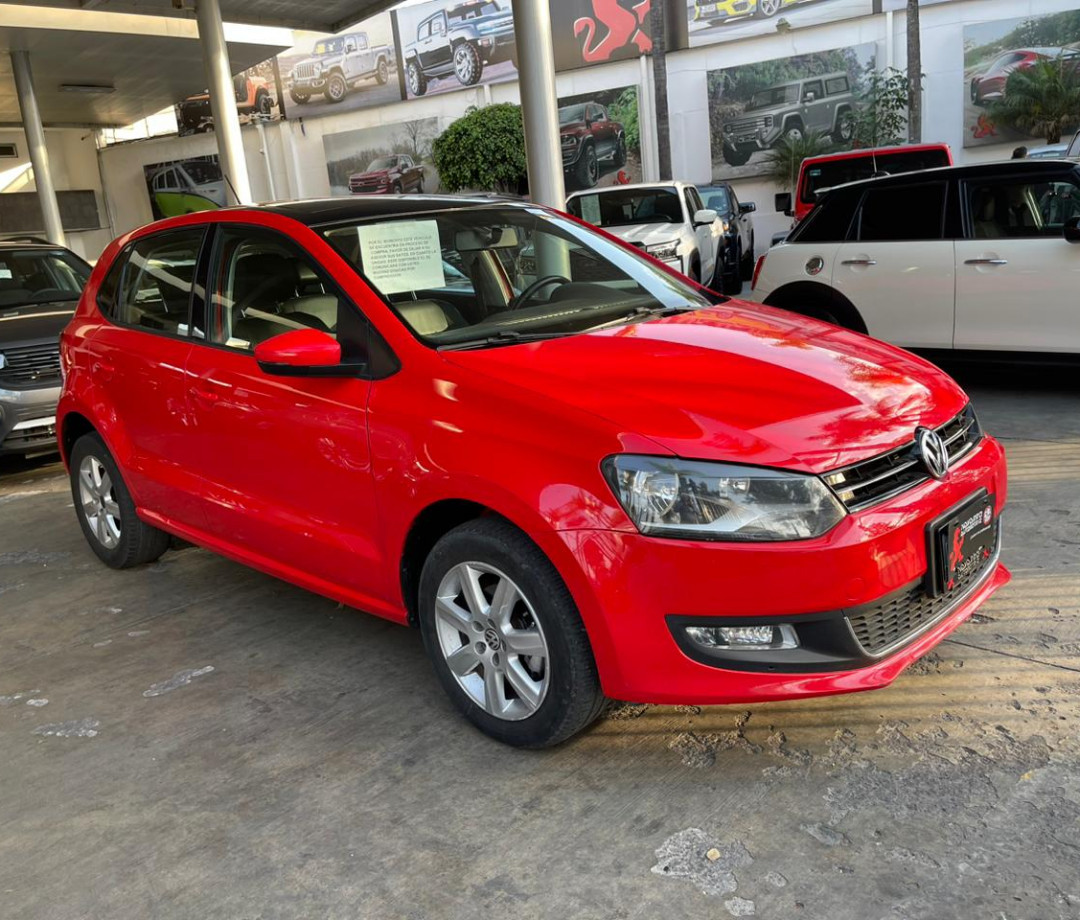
841, 259, 877, 266
190, 385, 221, 408
964, 258, 1007, 265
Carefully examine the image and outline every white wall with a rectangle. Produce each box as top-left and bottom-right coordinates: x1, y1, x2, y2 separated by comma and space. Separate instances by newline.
0, 126, 112, 261
93, 0, 1080, 258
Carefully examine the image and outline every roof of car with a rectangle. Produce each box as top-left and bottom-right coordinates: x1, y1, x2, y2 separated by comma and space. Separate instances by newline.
801, 142, 951, 166
565, 181, 683, 199
821, 157, 1080, 194
260, 195, 530, 226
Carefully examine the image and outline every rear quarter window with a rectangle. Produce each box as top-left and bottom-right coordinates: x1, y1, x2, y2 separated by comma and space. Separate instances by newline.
856, 182, 947, 242
790, 190, 858, 243
95, 251, 126, 319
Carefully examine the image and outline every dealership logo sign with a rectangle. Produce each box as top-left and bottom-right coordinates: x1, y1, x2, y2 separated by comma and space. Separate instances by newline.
915, 427, 949, 480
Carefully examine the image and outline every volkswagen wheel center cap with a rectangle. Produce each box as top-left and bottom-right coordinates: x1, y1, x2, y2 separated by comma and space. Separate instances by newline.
915, 427, 949, 480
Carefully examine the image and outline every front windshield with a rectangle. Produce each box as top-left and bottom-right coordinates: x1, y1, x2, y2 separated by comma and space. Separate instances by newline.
559, 104, 586, 125
565, 188, 683, 227
0, 249, 91, 307
367, 157, 397, 170
320, 206, 718, 348
183, 161, 222, 184
746, 85, 798, 110
314, 38, 343, 54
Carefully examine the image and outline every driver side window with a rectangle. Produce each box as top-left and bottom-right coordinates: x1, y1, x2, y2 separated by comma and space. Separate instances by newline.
210, 228, 364, 358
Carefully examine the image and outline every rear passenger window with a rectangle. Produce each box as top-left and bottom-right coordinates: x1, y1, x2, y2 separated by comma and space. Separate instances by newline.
791, 191, 858, 243
857, 183, 946, 242
115, 230, 205, 335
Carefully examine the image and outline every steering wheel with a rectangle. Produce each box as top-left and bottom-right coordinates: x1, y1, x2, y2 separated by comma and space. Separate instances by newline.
510, 275, 571, 310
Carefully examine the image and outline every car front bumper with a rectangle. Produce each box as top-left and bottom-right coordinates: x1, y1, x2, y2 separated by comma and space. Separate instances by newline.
693, 0, 753, 22
0, 384, 60, 456
552, 434, 1009, 704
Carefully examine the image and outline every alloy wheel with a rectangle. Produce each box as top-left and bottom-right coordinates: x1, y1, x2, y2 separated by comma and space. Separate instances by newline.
434, 562, 550, 721
78, 455, 121, 550
759, 0, 781, 15
454, 46, 476, 84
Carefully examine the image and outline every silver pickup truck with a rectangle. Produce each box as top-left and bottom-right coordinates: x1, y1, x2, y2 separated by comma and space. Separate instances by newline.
288, 31, 392, 104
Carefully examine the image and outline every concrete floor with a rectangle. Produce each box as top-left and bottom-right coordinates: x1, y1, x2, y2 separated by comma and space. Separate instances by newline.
1, 363, 1078, 920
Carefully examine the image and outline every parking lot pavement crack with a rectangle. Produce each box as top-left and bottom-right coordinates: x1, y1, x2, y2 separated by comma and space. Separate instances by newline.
143, 666, 215, 698
942, 638, 1080, 674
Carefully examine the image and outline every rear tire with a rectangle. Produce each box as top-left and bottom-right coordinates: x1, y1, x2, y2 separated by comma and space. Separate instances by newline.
722, 242, 743, 294
407, 61, 427, 97
740, 237, 755, 280
376, 59, 389, 85
418, 518, 605, 748
70, 433, 169, 570
574, 144, 599, 189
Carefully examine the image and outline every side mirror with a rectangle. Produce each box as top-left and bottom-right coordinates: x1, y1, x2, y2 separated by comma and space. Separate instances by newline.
255, 329, 344, 377
803, 91, 816, 103
693, 208, 719, 226
739, 201, 757, 214
774, 192, 793, 217
1065, 216, 1080, 243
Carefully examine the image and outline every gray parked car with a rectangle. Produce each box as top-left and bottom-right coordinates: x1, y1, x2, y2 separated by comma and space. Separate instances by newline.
722, 72, 856, 167
0, 238, 90, 459
288, 31, 392, 104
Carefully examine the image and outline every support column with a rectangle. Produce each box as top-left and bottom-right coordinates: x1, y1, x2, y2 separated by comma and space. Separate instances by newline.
11, 51, 65, 246
511, 0, 565, 208
196, 0, 252, 205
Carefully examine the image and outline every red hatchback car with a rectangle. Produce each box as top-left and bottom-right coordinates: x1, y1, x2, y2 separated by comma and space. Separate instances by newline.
58, 198, 1009, 747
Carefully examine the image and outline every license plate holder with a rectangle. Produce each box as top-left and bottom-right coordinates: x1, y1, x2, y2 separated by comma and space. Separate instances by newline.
926, 489, 996, 597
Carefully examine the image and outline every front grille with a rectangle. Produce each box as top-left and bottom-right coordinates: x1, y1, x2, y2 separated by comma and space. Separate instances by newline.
350, 178, 384, 192
0, 342, 61, 387
823, 405, 982, 512
293, 62, 318, 80
2, 418, 57, 453
727, 116, 767, 134
847, 524, 999, 655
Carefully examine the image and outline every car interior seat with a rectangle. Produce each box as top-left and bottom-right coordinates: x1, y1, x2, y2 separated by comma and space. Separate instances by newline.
973, 190, 1003, 238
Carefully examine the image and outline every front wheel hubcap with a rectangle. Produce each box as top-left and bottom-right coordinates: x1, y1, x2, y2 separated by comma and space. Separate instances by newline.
434, 562, 550, 721
78, 456, 121, 550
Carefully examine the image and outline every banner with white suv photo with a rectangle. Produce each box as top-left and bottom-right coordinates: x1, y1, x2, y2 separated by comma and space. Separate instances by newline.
962, 10, 1080, 150
707, 43, 876, 182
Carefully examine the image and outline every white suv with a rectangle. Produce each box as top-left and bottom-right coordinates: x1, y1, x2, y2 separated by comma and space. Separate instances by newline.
747, 159, 1080, 355
565, 181, 725, 288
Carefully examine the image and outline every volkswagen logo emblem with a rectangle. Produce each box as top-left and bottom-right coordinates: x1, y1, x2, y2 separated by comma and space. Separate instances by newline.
915, 427, 949, 480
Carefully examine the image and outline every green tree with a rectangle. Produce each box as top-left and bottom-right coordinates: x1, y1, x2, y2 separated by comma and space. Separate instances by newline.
432, 104, 527, 194
852, 66, 910, 148
608, 87, 640, 152
989, 57, 1080, 144
763, 129, 834, 192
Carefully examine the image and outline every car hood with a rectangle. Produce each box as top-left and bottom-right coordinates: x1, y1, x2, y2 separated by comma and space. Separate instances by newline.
0, 301, 77, 342
355, 169, 392, 179
441, 304, 967, 473
601, 223, 686, 246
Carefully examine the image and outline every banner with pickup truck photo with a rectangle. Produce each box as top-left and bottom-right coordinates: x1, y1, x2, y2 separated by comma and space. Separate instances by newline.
558, 85, 642, 192
963, 10, 1080, 150
392, 0, 518, 100
276, 13, 401, 117
707, 42, 876, 182
175, 63, 285, 137
323, 118, 442, 196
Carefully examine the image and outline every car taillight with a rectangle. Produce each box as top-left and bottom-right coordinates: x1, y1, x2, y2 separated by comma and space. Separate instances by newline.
751, 254, 766, 291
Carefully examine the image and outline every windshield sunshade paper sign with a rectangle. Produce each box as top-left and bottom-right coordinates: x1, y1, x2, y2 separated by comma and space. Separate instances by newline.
357, 219, 446, 294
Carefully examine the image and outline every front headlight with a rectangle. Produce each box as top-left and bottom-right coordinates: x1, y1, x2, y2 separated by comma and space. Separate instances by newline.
646, 240, 680, 260
602, 455, 846, 541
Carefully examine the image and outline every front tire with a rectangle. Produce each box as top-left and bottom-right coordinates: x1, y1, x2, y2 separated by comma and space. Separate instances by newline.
721, 143, 752, 166
256, 91, 272, 116
831, 107, 854, 144
325, 72, 348, 103
418, 519, 605, 748
70, 433, 170, 569
289, 89, 310, 104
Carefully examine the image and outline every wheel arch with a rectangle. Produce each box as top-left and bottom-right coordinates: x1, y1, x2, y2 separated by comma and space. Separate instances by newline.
781, 113, 805, 132
763, 280, 868, 333
60, 410, 96, 467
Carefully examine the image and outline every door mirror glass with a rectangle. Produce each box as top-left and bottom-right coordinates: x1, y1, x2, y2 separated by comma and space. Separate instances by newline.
775, 192, 793, 216
740, 201, 757, 214
693, 208, 718, 226
255, 329, 343, 375
803, 91, 815, 103
1065, 215, 1080, 243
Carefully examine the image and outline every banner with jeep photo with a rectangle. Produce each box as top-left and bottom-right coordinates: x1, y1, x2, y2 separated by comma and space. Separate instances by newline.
708, 43, 876, 182
175, 64, 285, 137
143, 155, 226, 221
392, 0, 519, 100
687, 0, 871, 50
323, 118, 441, 196
962, 10, 1080, 150
276, 13, 401, 118
558, 86, 641, 192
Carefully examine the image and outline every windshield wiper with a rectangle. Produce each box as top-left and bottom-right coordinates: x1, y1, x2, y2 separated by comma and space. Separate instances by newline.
584, 303, 700, 331
437, 329, 574, 351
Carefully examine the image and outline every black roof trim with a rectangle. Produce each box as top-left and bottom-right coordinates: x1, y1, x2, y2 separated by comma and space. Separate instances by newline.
260, 194, 531, 227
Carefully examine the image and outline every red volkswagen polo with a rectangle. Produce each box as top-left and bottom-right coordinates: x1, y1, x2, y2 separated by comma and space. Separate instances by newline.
58, 198, 1009, 747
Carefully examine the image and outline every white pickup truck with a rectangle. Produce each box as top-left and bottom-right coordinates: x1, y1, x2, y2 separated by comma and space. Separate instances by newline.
565, 181, 726, 289
287, 31, 392, 104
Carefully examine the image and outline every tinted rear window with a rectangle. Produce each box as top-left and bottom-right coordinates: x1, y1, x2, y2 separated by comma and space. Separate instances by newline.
800, 149, 951, 204
857, 182, 946, 242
